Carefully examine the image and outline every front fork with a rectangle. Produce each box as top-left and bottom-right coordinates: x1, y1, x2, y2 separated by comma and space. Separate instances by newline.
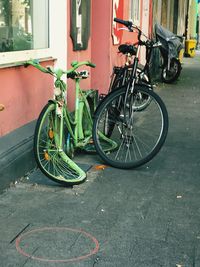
54, 101, 64, 149
75, 82, 94, 142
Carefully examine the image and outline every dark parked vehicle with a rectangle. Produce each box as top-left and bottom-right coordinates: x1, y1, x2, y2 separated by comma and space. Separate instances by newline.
155, 23, 184, 83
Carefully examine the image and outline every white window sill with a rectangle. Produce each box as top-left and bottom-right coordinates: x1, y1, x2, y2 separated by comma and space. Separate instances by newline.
0, 48, 53, 65
0, 56, 56, 69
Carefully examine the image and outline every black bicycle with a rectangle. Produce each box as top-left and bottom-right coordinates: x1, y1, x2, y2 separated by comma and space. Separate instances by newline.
108, 43, 150, 93
106, 40, 156, 114
92, 18, 169, 169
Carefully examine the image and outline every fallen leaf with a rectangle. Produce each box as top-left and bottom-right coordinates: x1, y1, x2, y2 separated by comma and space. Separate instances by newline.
94, 165, 108, 171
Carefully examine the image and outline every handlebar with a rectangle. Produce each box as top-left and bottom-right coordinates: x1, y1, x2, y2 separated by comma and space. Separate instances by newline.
24, 59, 96, 78
114, 18, 133, 30
114, 17, 162, 49
24, 59, 50, 73
69, 60, 96, 72
114, 17, 144, 43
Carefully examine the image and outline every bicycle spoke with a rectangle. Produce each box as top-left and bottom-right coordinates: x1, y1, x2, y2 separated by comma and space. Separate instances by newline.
93, 86, 168, 169
34, 102, 86, 184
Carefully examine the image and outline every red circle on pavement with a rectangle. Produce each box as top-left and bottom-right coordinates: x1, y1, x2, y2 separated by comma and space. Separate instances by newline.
15, 227, 99, 263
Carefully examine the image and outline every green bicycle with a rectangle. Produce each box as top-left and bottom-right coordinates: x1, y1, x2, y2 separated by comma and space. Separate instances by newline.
25, 60, 116, 185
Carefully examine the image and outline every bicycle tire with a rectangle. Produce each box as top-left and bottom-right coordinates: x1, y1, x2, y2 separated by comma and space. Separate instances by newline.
161, 58, 181, 83
110, 67, 127, 91
93, 85, 168, 169
81, 98, 96, 153
110, 66, 151, 111
34, 102, 86, 185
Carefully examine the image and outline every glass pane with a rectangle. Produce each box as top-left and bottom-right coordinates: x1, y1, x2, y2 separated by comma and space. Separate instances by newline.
130, 0, 140, 25
0, 0, 49, 52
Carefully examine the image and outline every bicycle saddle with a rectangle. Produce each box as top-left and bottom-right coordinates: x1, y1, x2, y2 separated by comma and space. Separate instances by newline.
118, 44, 137, 55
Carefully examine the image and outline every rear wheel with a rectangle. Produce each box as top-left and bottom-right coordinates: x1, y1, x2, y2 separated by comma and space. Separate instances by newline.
34, 102, 86, 185
82, 92, 97, 153
93, 86, 168, 169
110, 66, 151, 111
162, 58, 181, 83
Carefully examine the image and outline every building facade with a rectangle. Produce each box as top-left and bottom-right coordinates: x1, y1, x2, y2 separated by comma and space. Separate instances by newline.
153, 0, 199, 42
0, 0, 67, 137
198, 0, 200, 47
153, 0, 188, 36
187, 0, 199, 40
1, 0, 199, 139
0, 0, 153, 138
67, 0, 153, 109
1, 0, 199, 187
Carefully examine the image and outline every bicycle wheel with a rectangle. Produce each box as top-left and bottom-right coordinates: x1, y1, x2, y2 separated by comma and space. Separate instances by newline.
81, 99, 96, 153
93, 85, 168, 169
161, 58, 181, 83
34, 102, 86, 185
110, 66, 151, 111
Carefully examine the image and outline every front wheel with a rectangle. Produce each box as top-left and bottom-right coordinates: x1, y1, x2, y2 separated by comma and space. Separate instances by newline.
161, 58, 181, 83
92, 86, 168, 169
34, 102, 86, 185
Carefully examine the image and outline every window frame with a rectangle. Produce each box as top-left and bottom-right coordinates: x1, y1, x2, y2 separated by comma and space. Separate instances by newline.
129, 0, 141, 27
0, 0, 67, 68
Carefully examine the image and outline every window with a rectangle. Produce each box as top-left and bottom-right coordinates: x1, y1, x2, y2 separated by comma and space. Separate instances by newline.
130, 0, 141, 26
0, 0, 67, 68
0, 0, 49, 53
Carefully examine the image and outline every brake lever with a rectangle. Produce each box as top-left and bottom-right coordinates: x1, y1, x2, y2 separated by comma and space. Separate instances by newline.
128, 26, 133, 32
24, 63, 29, 68
117, 26, 133, 32
46, 66, 54, 73
118, 27, 130, 31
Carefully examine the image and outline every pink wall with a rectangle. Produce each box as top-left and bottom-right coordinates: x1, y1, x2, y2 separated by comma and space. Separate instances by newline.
1, 0, 153, 138
91, 0, 139, 94
0, 61, 54, 136
67, 0, 92, 110
67, 0, 140, 102
67, 0, 151, 103
91, 0, 112, 95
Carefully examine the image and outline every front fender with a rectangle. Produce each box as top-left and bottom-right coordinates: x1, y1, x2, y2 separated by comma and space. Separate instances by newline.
136, 81, 153, 90
94, 83, 153, 116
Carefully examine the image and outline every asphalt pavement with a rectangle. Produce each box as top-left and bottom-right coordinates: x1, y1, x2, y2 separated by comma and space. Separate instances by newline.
0, 52, 200, 267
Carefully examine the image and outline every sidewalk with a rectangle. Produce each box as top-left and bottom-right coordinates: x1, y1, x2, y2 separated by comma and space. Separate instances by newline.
0, 53, 200, 267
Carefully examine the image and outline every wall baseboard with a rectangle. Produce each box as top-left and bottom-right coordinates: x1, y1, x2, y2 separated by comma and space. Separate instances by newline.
0, 121, 36, 193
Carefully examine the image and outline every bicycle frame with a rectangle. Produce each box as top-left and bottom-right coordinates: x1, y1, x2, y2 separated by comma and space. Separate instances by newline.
54, 75, 94, 152
25, 59, 119, 184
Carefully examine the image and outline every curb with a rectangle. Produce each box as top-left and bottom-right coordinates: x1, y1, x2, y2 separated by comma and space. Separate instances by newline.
0, 121, 36, 193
